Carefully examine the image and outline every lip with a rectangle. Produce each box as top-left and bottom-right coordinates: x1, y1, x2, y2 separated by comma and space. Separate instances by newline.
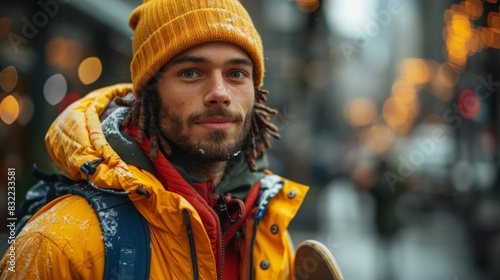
195, 117, 236, 129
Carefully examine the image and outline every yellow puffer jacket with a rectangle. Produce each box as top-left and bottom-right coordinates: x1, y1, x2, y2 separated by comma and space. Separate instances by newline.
0, 84, 309, 279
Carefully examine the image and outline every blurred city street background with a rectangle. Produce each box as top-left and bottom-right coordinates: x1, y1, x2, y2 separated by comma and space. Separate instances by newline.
1, 0, 500, 279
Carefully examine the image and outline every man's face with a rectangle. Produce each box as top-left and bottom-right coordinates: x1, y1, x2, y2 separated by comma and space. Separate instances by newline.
156, 42, 255, 162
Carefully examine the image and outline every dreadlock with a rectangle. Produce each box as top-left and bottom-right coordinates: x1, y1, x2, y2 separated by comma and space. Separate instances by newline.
244, 88, 281, 171
114, 87, 172, 160
114, 87, 280, 172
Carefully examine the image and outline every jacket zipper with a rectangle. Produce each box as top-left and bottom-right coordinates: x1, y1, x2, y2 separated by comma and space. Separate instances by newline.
182, 210, 199, 280
247, 177, 285, 280
248, 207, 265, 280
210, 183, 224, 280
187, 180, 224, 279
209, 207, 224, 280
219, 225, 225, 280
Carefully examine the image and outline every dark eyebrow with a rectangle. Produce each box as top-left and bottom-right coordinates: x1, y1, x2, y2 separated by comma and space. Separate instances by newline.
226, 58, 253, 67
169, 55, 209, 65
168, 55, 253, 67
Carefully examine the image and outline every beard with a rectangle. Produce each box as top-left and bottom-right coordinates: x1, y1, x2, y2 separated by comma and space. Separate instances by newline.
158, 105, 253, 163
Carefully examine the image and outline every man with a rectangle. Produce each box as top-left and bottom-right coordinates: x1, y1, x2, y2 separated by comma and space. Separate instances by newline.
0, 0, 308, 279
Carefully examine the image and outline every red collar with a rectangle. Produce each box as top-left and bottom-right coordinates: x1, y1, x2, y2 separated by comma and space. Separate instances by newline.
124, 122, 259, 278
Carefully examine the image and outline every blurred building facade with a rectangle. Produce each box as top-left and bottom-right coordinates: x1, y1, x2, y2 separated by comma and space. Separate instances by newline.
1, 0, 500, 279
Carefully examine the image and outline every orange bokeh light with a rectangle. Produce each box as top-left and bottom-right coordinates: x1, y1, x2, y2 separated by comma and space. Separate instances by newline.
344, 98, 378, 127
464, 0, 483, 19
78, 57, 103, 85
296, 0, 320, 13
383, 98, 409, 127
451, 13, 472, 38
45, 37, 83, 70
0, 17, 12, 38
360, 124, 395, 155
399, 58, 433, 85
488, 12, 500, 33
0, 95, 19, 125
391, 80, 417, 105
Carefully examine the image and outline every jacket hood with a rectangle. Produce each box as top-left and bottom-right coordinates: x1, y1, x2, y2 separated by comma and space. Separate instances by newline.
45, 84, 141, 191
45, 84, 193, 233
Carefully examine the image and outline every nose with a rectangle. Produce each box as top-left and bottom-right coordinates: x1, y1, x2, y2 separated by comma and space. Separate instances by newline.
204, 72, 231, 106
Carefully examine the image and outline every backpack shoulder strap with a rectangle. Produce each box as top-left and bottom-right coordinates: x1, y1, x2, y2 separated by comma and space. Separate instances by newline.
15, 167, 77, 235
19, 165, 151, 279
69, 183, 151, 280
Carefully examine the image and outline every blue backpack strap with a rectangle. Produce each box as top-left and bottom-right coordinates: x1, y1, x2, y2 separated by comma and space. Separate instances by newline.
18, 164, 151, 278
70, 183, 151, 280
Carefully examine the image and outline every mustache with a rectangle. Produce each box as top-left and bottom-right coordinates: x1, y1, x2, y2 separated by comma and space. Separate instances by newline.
187, 108, 244, 124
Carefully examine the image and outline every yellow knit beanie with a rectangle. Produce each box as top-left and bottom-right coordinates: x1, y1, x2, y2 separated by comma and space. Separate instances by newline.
129, 0, 264, 96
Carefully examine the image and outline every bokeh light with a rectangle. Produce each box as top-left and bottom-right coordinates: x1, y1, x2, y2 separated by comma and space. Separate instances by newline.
464, 0, 483, 20
383, 94, 420, 134
0, 17, 12, 38
43, 74, 68, 106
0, 66, 18, 92
296, 0, 320, 13
467, 28, 483, 55
443, 2, 500, 73
45, 37, 83, 70
351, 159, 378, 191
436, 62, 459, 88
488, 11, 500, 32
383, 97, 409, 127
451, 13, 472, 38
458, 89, 481, 119
360, 124, 395, 155
0, 95, 20, 125
480, 26, 493, 46
391, 80, 417, 105
344, 98, 377, 127
422, 113, 445, 124
431, 78, 454, 102
17, 95, 34, 126
381, 75, 422, 134
399, 58, 433, 85
444, 7, 474, 70
431, 62, 457, 101
78, 57, 103, 85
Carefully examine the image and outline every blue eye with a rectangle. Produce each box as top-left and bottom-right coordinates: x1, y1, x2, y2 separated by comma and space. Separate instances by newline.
229, 71, 245, 79
182, 70, 198, 78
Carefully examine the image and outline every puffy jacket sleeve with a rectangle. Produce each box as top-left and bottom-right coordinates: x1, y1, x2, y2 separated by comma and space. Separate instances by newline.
0, 232, 81, 279
0, 195, 105, 280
